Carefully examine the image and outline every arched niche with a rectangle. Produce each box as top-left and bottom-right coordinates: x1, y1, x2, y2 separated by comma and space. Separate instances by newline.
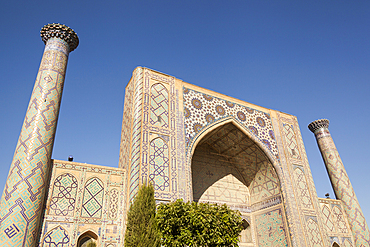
333, 242, 340, 247
191, 121, 281, 207
77, 230, 98, 247
190, 120, 286, 245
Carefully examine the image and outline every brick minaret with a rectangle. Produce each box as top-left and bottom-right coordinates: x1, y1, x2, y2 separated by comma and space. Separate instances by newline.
0, 23, 78, 246
308, 119, 370, 247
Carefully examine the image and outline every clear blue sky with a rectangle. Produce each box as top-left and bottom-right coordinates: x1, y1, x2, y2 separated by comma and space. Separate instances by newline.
1, 1, 369, 223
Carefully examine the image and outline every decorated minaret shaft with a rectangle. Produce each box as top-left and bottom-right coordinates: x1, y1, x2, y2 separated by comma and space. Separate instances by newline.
308, 119, 370, 247
0, 24, 78, 246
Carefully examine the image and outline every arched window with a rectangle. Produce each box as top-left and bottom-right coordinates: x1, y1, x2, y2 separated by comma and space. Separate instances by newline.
77, 231, 98, 247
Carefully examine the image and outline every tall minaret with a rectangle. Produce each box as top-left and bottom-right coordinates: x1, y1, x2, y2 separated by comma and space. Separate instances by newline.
308, 119, 370, 247
0, 24, 78, 246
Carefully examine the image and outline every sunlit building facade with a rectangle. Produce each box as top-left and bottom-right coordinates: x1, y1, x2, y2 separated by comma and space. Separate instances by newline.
1, 24, 369, 247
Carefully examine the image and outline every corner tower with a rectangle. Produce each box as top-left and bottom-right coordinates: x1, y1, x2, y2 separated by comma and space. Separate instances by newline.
0, 24, 78, 246
309, 119, 370, 246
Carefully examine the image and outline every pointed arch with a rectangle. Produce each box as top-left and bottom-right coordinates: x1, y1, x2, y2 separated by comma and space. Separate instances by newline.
77, 230, 98, 247
187, 117, 284, 198
190, 117, 282, 206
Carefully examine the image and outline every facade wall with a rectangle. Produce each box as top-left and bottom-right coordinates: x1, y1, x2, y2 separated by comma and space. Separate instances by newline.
118, 67, 359, 246
319, 198, 355, 246
38, 66, 355, 247
274, 113, 329, 246
39, 160, 126, 247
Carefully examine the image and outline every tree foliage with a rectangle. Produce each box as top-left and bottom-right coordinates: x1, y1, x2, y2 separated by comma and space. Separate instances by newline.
156, 200, 242, 247
87, 242, 96, 247
124, 183, 160, 247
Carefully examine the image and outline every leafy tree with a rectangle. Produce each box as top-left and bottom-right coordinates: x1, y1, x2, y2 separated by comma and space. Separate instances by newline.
87, 242, 96, 247
156, 200, 243, 247
124, 183, 160, 247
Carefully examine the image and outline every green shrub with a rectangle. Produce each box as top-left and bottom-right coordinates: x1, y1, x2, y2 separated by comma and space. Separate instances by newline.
124, 183, 160, 247
156, 200, 242, 247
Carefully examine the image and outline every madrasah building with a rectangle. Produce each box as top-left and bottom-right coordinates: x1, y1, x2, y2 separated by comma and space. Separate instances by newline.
0, 23, 369, 247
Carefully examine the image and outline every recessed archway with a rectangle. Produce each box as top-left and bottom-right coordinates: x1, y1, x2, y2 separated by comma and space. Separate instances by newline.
192, 122, 281, 207
191, 122, 284, 246
77, 231, 98, 247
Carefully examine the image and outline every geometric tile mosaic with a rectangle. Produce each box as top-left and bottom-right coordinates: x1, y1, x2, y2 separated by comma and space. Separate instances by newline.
321, 205, 335, 232
49, 173, 78, 216
119, 72, 135, 170
282, 123, 300, 159
250, 161, 280, 204
315, 129, 370, 246
109, 189, 119, 220
306, 218, 324, 247
128, 68, 144, 202
150, 83, 169, 128
255, 208, 288, 246
332, 205, 348, 234
183, 88, 279, 159
343, 239, 353, 247
42, 226, 69, 247
0, 37, 71, 246
293, 168, 313, 209
149, 137, 170, 192
81, 178, 104, 218
38, 160, 126, 247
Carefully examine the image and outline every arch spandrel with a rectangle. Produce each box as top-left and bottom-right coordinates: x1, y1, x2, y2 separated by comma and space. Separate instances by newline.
183, 87, 279, 160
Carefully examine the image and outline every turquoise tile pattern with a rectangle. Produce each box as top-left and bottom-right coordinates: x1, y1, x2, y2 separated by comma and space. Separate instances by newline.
49, 173, 78, 216
0, 24, 78, 247
81, 178, 104, 218
150, 83, 169, 127
128, 68, 144, 202
149, 137, 170, 191
309, 119, 370, 246
42, 226, 69, 247
255, 208, 288, 246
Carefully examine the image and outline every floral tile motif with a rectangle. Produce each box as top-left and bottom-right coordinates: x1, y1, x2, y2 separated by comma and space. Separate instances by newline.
183, 88, 278, 159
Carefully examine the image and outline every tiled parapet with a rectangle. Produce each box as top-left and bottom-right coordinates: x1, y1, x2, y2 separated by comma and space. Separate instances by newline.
0, 24, 78, 246
309, 119, 370, 246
